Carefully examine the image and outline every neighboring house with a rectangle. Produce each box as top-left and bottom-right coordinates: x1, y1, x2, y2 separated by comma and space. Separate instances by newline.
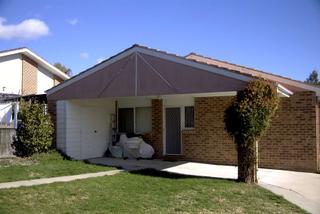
47, 44, 320, 173
0, 47, 69, 125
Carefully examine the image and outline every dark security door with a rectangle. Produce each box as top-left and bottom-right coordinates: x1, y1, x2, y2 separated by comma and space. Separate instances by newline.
165, 107, 181, 154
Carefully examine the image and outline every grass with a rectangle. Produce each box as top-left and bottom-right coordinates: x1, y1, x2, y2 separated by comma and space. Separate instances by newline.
0, 169, 306, 214
0, 151, 112, 183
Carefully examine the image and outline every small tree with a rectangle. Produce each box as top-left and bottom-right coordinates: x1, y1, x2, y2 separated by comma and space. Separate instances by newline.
305, 70, 320, 85
54, 62, 72, 76
224, 79, 279, 183
15, 100, 54, 156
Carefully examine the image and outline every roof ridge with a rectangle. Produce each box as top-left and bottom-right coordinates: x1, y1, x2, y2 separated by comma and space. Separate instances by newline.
0, 46, 70, 80
0, 47, 28, 54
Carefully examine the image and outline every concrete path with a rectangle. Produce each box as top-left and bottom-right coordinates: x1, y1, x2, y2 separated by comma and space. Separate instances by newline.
0, 169, 122, 189
89, 157, 320, 214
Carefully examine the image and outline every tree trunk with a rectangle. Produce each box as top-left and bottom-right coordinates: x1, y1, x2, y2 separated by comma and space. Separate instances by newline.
254, 140, 258, 183
237, 140, 258, 184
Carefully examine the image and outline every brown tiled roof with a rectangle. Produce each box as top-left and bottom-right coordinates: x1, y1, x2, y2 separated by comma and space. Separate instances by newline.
185, 52, 319, 93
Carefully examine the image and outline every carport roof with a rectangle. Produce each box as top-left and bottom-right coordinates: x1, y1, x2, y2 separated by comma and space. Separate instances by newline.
47, 44, 314, 100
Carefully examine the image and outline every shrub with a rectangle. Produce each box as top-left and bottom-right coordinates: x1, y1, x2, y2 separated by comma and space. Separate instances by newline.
224, 79, 279, 183
14, 100, 54, 157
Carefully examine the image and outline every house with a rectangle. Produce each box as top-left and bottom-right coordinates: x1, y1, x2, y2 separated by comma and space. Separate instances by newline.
47, 44, 320, 173
0, 47, 70, 125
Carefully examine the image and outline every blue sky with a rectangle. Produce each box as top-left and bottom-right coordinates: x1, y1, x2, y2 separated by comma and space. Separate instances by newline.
0, 0, 319, 80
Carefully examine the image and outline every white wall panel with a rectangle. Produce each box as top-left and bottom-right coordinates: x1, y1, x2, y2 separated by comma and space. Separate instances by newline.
37, 66, 54, 94
0, 54, 22, 94
64, 99, 115, 159
56, 101, 66, 153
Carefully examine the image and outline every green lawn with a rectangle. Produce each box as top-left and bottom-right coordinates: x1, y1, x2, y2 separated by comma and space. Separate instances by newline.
0, 169, 306, 214
0, 151, 112, 183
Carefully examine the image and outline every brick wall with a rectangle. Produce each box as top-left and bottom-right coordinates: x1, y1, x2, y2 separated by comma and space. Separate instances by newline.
259, 91, 318, 172
182, 96, 237, 165
22, 55, 38, 95
179, 91, 319, 172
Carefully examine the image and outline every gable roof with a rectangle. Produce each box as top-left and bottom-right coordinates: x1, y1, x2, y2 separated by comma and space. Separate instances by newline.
0, 47, 70, 80
186, 52, 320, 95
47, 44, 311, 100
46, 45, 256, 100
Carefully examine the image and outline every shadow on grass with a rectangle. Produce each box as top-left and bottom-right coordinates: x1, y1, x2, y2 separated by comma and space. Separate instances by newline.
129, 168, 236, 182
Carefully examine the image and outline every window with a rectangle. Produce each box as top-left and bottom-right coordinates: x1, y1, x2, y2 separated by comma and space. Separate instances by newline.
118, 108, 134, 133
184, 106, 194, 128
118, 107, 152, 134
135, 107, 152, 133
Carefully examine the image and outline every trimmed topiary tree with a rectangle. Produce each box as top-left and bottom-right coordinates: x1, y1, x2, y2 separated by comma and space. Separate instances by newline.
224, 79, 279, 183
15, 100, 54, 157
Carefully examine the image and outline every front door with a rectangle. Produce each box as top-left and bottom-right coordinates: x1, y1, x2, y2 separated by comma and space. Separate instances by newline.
165, 107, 181, 154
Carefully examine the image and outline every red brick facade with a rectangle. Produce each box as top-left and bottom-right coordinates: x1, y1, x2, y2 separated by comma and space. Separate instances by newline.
150, 92, 319, 172
149, 99, 163, 158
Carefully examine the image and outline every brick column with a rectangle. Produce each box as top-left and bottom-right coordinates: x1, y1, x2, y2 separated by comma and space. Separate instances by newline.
22, 55, 38, 95
151, 99, 163, 158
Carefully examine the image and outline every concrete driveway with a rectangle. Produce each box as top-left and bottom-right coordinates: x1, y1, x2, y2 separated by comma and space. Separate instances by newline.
89, 157, 320, 214
258, 169, 320, 214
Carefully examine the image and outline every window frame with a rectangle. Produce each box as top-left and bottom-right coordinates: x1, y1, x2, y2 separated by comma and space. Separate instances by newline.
117, 108, 135, 133
135, 106, 152, 134
117, 106, 152, 134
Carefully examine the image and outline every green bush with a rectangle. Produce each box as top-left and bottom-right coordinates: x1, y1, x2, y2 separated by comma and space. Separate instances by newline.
15, 100, 54, 157
224, 79, 279, 183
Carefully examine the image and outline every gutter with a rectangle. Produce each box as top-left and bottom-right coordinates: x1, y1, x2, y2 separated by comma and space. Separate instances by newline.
277, 83, 293, 97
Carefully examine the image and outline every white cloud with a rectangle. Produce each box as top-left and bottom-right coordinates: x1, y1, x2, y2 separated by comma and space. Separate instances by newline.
80, 52, 89, 59
68, 18, 78, 25
97, 57, 106, 63
0, 17, 49, 40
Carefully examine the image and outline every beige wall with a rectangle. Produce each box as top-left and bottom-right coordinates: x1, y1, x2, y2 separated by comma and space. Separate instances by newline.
259, 91, 318, 172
